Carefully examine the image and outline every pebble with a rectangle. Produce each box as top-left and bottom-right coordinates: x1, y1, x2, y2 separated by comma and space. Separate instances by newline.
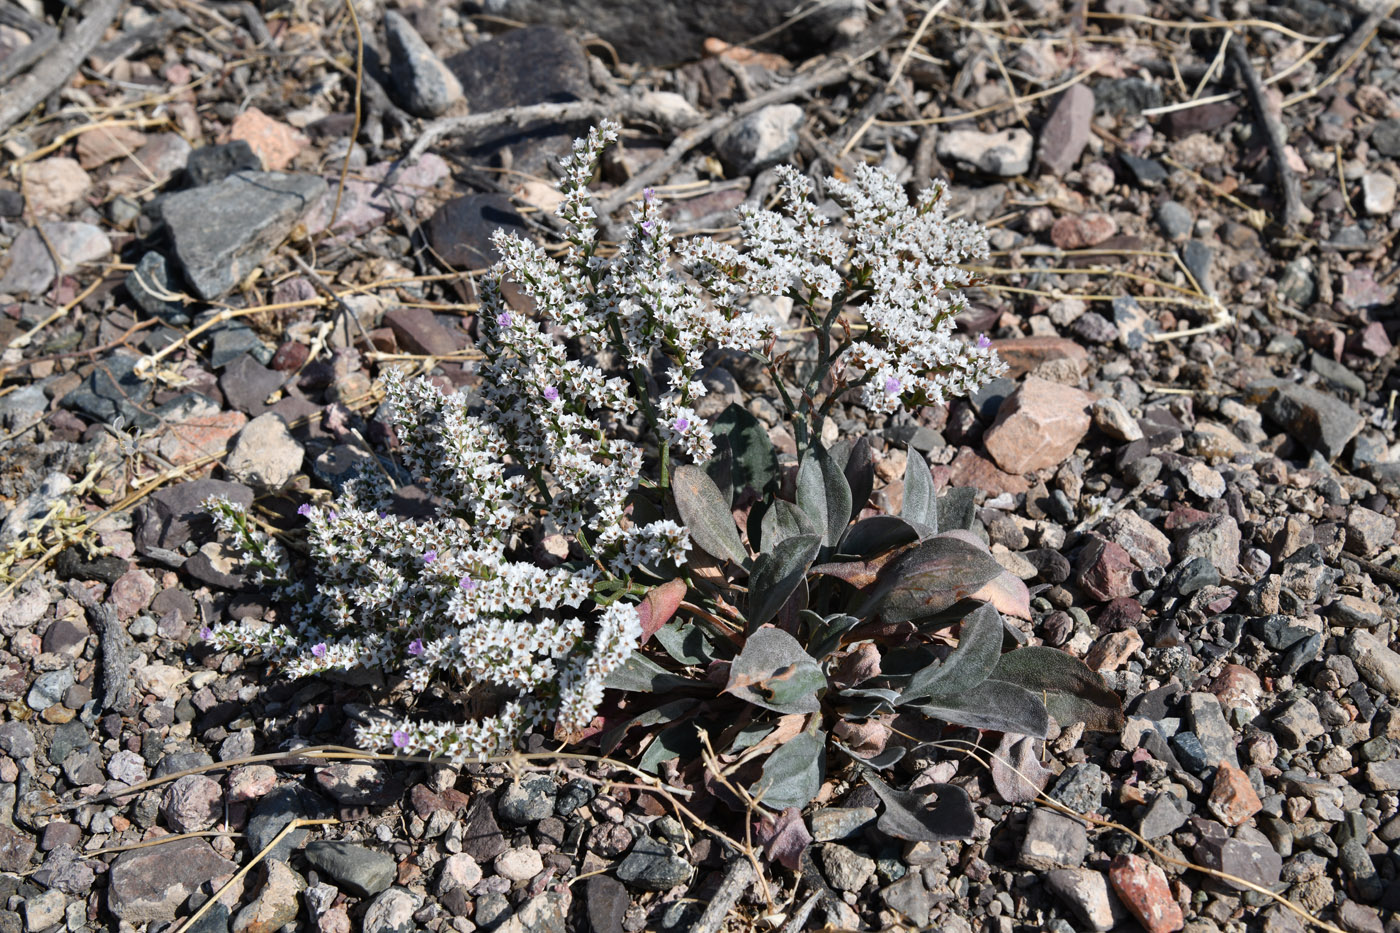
384, 11, 462, 116
107, 837, 238, 923
1092, 397, 1143, 441
810, 806, 877, 841
21, 157, 91, 215
1207, 762, 1262, 826
435, 853, 482, 895
1038, 84, 1094, 176
1046, 868, 1120, 931
983, 376, 1093, 474
0, 222, 112, 297
228, 764, 279, 802
494, 846, 544, 882
1109, 853, 1183, 933
1361, 172, 1397, 215
362, 887, 420, 933
614, 836, 692, 891
161, 774, 224, 833
714, 103, 804, 174
498, 772, 558, 823
22, 889, 66, 932
1051, 211, 1118, 249
304, 841, 396, 897
1252, 380, 1363, 463
818, 843, 876, 892
1345, 630, 1400, 699
186, 140, 263, 187
229, 107, 309, 172
1019, 808, 1089, 869
1193, 824, 1282, 891
1155, 200, 1193, 240
233, 858, 305, 933
226, 412, 305, 489
937, 127, 1035, 176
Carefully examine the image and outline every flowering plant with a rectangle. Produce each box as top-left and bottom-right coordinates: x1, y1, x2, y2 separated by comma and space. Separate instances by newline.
204, 120, 1017, 768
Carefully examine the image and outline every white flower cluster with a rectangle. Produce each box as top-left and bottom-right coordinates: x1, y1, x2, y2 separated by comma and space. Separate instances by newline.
206, 121, 1001, 764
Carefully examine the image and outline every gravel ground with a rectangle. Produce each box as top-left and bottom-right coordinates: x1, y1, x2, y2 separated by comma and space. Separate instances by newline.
0, 1, 1398, 932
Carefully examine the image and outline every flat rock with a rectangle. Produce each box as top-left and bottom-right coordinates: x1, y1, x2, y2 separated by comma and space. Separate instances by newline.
1046, 868, 1123, 931
1019, 808, 1088, 869
937, 127, 1034, 176
1038, 84, 1094, 176
228, 107, 308, 172
384, 306, 461, 357
304, 841, 396, 898
989, 337, 1088, 379
1251, 380, 1363, 462
1051, 212, 1118, 249
983, 376, 1093, 474
615, 836, 692, 891
1345, 630, 1400, 699
226, 413, 304, 489
0, 222, 111, 297
159, 170, 327, 299
134, 478, 254, 552
423, 193, 530, 272
1108, 853, 1183, 933
108, 837, 237, 923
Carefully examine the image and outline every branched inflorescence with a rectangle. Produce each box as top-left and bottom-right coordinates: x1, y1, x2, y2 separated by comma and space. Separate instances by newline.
204, 120, 1001, 765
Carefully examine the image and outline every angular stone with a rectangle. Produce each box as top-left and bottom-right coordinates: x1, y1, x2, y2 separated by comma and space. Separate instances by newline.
1252, 381, 1363, 462
990, 337, 1088, 379
1077, 538, 1138, 602
1085, 628, 1142, 672
383, 306, 460, 357
1345, 630, 1400, 699
1139, 793, 1187, 839
384, 11, 462, 117
362, 887, 420, 933
159, 171, 326, 299
1344, 508, 1396, 558
1046, 868, 1124, 932
229, 107, 308, 172
1184, 692, 1237, 769
810, 806, 877, 842
0, 222, 112, 297
21, 157, 90, 216
715, 104, 804, 174
1208, 762, 1262, 827
185, 140, 262, 187
1109, 853, 1183, 933
937, 127, 1034, 176
1092, 397, 1142, 442
423, 193, 529, 272
226, 413, 304, 489
615, 836, 692, 891
108, 837, 237, 923
1019, 808, 1088, 869
983, 376, 1092, 474
1364, 759, 1400, 791
1193, 824, 1282, 892
818, 843, 876, 892
233, 858, 305, 933
1038, 84, 1094, 176
304, 841, 396, 898
1051, 212, 1118, 249
1171, 514, 1241, 579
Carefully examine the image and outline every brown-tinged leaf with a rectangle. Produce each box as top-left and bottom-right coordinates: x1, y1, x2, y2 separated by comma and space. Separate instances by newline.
636, 579, 689, 645
755, 806, 812, 870
990, 732, 1053, 804
969, 569, 1032, 621
831, 642, 881, 688
832, 715, 891, 756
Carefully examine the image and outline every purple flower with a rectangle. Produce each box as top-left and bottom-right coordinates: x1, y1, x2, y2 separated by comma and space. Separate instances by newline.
408, 638, 425, 656
977, 333, 991, 349
884, 376, 902, 395
392, 730, 410, 749
497, 311, 512, 327
643, 187, 655, 201
328, 510, 339, 521
543, 386, 559, 402
423, 550, 437, 564
641, 220, 654, 233
460, 577, 477, 591
378, 511, 388, 520
200, 626, 213, 640
311, 643, 327, 658
297, 503, 312, 517
673, 417, 690, 433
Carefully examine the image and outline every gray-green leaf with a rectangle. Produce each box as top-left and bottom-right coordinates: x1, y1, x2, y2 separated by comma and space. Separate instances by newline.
748, 534, 821, 629
725, 627, 826, 714
751, 729, 826, 810
899, 603, 1004, 704
672, 463, 748, 566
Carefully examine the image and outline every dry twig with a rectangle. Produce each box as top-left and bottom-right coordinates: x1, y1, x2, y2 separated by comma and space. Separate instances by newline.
0, 0, 124, 135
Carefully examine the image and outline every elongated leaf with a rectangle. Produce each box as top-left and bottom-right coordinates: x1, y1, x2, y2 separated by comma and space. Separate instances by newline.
705, 437, 734, 508
936, 487, 977, 532
653, 618, 718, 666
751, 729, 826, 810
637, 579, 688, 645
971, 569, 1032, 621
899, 603, 1003, 704
865, 536, 1007, 624
902, 449, 937, 533
639, 720, 703, 773
807, 612, 860, 662
724, 627, 825, 714
839, 437, 874, 521
988, 647, 1125, 731
748, 534, 821, 628
839, 515, 920, 558
853, 761, 976, 843
603, 652, 696, 694
990, 733, 1052, 804
909, 679, 1051, 738
713, 403, 778, 495
598, 698, 698, 754
797, 443, 852, 547
760, 499, 820, 552
672, 464, 747, 566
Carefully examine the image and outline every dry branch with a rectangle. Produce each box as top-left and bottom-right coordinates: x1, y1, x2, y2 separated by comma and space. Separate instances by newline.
0, 0, 124, 136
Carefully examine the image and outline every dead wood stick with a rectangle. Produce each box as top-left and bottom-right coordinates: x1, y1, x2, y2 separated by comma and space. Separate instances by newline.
0, 0, 124, 136
1216, 1, 1306, 233
0, 5, 58, 86
594, 0, 906, 219
398, 98, 623, 177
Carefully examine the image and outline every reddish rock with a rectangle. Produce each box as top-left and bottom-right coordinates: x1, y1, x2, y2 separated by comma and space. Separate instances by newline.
161, 775, 223, 833
1208, 665, 1263, 715
1085, 628, 1142, 672
384, 306, 461, 357
1038, 85, 1095, 176
228, 107, 308, 171
1051, 212, 1118, 249
1103, 511, 1172, 572
983, 376, 1093, 474
1163, 506, 1213, 531
270, 340, 309, 372
21, 157, 91, 216
990, 337, 1089, 379
158, 410, 248, 465
1207, 761, 1262, 826
1349, 321, 1393, 358
76, 125, 148, 169
1097, 597, 1143, 631
1077, 538, 1138, 602
110, 569, 156, 621
1109, 854, 1183, 933
947, 447, 1030, 496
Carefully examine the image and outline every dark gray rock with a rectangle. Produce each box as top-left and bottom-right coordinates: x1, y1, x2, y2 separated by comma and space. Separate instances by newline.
1139, 792, 1187, 839
185, 140, 261, 188
1184, 692, 1237, 769
1155, 200, 1193, 240
498, 773, 557, 824
1119, 153, 1167, 188
219, 355, 284, 416
125, 251, 190, 325
1253, 380, 1363, 462
615, 836, 692, 891
1094, 78, 1163, 116
1372, 118, 1400, 157
585, 875, 628, 933
0, 722, 35, 758
134, 478, 254, 552
247, 785, 335, 862
1193, 825, 1282, 892
1019, 808, 1088, 869
108, 837, 238, 923
1048, 763, 1106, 813
384, 11, 461, 117
60, 352, 156, 428
1310, 352, 1365, 396
715, 104, 804, 174
423, 194, 529, 272
303, 841, 395, 898
1182, 239, 1213, 294
159, 171, 327, 299
462, 794, 507, 863
48, 721, 90, 767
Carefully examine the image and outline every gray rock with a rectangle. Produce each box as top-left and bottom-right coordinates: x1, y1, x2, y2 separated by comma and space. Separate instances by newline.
1310, 352, 1365, 396
1155, 200, 1193, 240
715, 104, 803, 174
226, 413, 304, 489
0, 384, 46, 432
247, 785, 335, 863
818, 843, 876, 892
1272, 698, 1324, 749
26, 667, 74, 712
498, 773, 557, 824
62, 745, 104, 785
937, 127, 1034, 176
1193, 824, 1282, 891
1344, 508, 1396, 557
1171, 514, 1241, 579
1185, 692, 1238, 769
185, 140, 262, 188
1045, 868, 1123, 931
159, 171, 326, 299
1253, 380, 1363, 462
108, 837, 238, 923
233, 858, 305, 933
385, 11, 462, 117
59, 351, 156, 428
47, 720, 89, 767
1019, 808, 1088, 869
1139, 793, 1187, 839
207, 318, 271, 368
1094, 77, 1163, 116
585, 875, 628, 933
1038, 84, 1094, 176
0, 722, 36, 758
1364, 759, 1400, 791
495, 891, 569, 933
0, 222, 112, 297
1372, 119, 1400, 157
422, 194, 529, 272
881, 872, 931, 926
303, 841, 396, 898
21, 889, 65, 932
125, 251, 190, 325
615, 836, 692, 891
810, 806, 877, 842
1048, 763, 1106, 813
462, 794, 507, 863
1182, 239, 1214, 294
134, 479, 254, 552
362, 887, 420, 933
1345, 630, 1400, 699
219, 354, 284, 416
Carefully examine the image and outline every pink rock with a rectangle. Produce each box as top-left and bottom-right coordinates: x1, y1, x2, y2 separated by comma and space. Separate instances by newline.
76, 125, 148, 169
1077, 538, 1138, 601
227, 765, 278, 802
228, 107, 308, 171
989, 337, 1088, 379
1103, 511, 1172, 572
946, 448, 1030, 496
1207, 761, 1263, 827
21, 157, 91, 216
1109, 854, 1183, 933
1084, 628, 1142, 672
384, 306, 462, 357
1038, 84, 1095, 176
110, 569, 156, 621
158, 410, 248, 465
1051, 211, 1118, 249
1208, 664, 1262, 714
161, 774, 224, 833
1349, 321, 1393, 358
983, 376, 1093, 474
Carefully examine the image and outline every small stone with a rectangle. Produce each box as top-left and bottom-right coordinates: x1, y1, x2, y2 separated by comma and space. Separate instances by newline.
0, 721, 36, 758
818, 843, 876, 892
1077, 538, 1138, 602
1207, 762, 1262, 827
22, 889, 65, 932
1361, 172, 1397, 215
1139, 793, 1188, 839
161, 775, 223, 833
1343, 508, 1396, 557
615, 836, 692, 891
362, 887, 420, 933
1019, 808, 1089, 869
0, 222, 112, 297
937, 127, 1035, 176
1181, 461, 1226, 499
233, 859, 305, 933
1326, 595, 1387, 629
494, 846, 543, 882
1155, 201, 1193, 240
1253, 380, 1363, 462
436, 853, 482, 895
185, 140, 262, 187
220, 355, 285, 415
1109, 853, 1184, 933
76, 124, 148, 169
1345, 630, 1400, 699
983, 376, 1093, 474
810, 806, 877, 841
1272, 698, 1324, 749
423, 193, 530, 271
226, 413, 305, 489
586, 875, 629, 933
1092, 397, 1142, 441
1046, 868, 1120, 931
228, 107, 308, 172
228, 764, 278, 802
383, 306, 460, 357
247, 784, 335, 863
1051, 212, 1118, 249
108, 837, 238, 923
110, 569, 156, 621
304, 841, 396, 898
1038, 84, 1094, 176
715, 104, 803, 174
1171, 514, 1241, 579
21, 157, 90, 216
1085, 628, 1142, 672
1049, 763, 1106, 813
384, 11, 463, 116
1193, 824, 1282, 891
1185, 692, 1237, 769
1364, 759, 1400, 791
315, 762, 400, 807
